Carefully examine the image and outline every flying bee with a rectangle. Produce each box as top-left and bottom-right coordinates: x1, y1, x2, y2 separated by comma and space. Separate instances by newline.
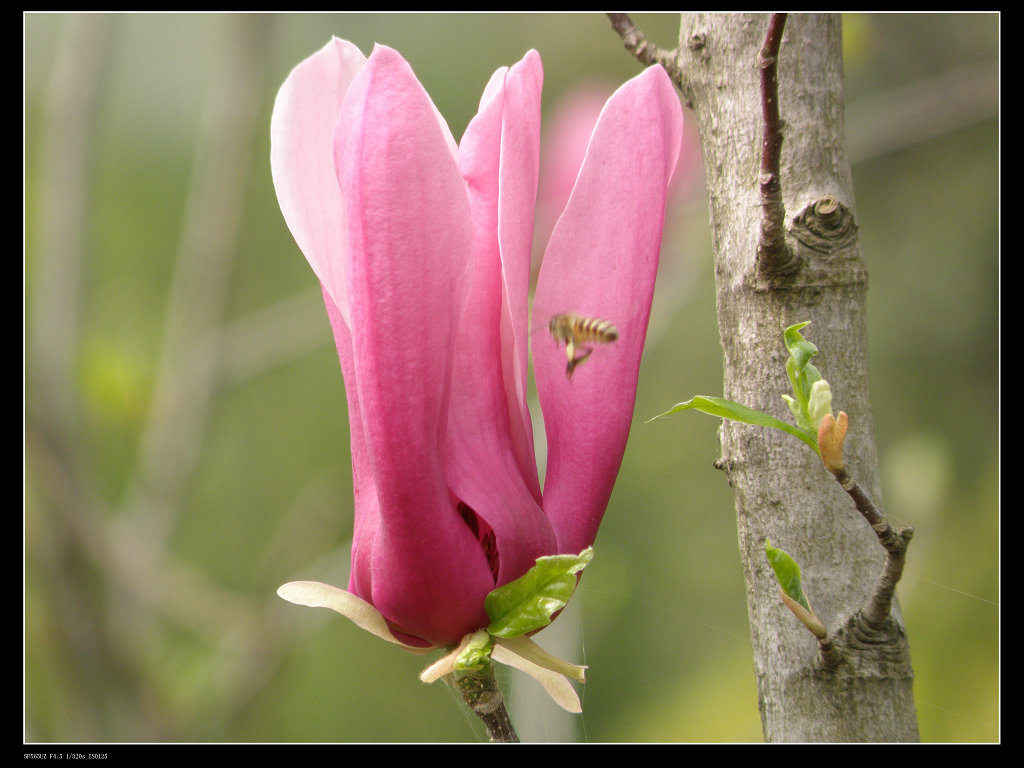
548, 313, 618, 379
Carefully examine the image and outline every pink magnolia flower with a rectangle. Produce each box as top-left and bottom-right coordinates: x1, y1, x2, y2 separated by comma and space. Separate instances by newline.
271, 39, 683, 651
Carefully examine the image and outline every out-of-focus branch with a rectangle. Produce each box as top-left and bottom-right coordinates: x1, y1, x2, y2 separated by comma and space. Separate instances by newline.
117, 16, 270, 549
210, 287, 329, 386
26, 15, 293, 738
28, 14, 109, 450
846, 60, 997, 163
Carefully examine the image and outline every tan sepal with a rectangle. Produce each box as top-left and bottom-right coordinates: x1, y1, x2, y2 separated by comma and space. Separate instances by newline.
495, 634, 587, 682
492, 641, 583, 714
418, 632, 478, 684
277, 581, 432, 654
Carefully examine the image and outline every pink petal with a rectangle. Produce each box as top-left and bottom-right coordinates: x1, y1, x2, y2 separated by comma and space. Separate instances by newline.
270, 37, 366, 325
446, 50, 555, 586
495, 51, 546, 503
320, 288, 379, 604
533, 65, 684, 555
334, 45, 496, 646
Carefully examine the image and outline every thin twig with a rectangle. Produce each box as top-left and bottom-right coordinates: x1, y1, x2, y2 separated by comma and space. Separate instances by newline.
779, 588, 843, 669
832, 468, 914, 631
755, 13, 797, 276
606, 13, 684, 89
815, 633, 843, 670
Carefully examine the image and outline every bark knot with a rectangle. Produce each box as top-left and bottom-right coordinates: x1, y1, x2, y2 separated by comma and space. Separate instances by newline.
791, 196, 858, 255
823, 609, 914, 681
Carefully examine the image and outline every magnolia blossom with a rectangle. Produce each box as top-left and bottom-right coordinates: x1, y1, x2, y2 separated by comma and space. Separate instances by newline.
271, 39, 682, 671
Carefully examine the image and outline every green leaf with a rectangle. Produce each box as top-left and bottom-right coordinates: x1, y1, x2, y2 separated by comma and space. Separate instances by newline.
764, 538, 810, 612
649, 395, 819, 452
783, 322, 822, 412
485, 548, 594, 639
783, 321, 815, 363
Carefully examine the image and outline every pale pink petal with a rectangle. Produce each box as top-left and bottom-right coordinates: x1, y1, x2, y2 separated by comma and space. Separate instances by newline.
533, 65, 684, 554
496, 51, 546, 502
491, 643, 582, 713
270, 37, 366, 325
496, 634, 587, 681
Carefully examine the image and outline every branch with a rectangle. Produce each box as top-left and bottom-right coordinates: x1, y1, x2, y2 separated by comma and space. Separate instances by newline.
755, 13, 799, 276
606, 13, 684, 89
117, 16, 269, 549
832, 470, 914, 631
819, 412, 914, 632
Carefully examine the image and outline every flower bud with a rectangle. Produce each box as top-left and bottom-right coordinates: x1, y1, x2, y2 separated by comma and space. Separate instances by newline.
817, 410, 849, 475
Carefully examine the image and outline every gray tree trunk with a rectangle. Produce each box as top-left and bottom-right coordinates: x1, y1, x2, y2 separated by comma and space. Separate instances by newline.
672, 13, 918, 741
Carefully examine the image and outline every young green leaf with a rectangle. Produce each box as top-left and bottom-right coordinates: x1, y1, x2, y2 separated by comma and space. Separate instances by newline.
783, 321, 816, 365
485, 548, 594, 639
783, 322, 822, 419
764, 538, 810, 612
650, 395, 819, 452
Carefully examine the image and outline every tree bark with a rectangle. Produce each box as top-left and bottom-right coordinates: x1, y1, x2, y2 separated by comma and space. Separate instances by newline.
671, 13, 918, 741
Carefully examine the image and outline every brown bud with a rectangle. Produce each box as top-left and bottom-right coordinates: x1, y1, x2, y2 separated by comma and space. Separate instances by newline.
817, 411, 848, 475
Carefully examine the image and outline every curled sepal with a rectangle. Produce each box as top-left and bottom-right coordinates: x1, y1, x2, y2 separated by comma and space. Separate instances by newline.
419, 632, 587, 713
783, 322, 822, 392
817, 410, 849, 476
277, 581, 432, 654
782, 321, 823, 433
492, 638, 584, 713
419, 632, 478, 684
496, 634, 586, 682
764, 539, 827, 639
485, 547, 594, 638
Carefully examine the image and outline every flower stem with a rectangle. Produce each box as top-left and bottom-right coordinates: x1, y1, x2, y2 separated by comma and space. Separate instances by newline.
449, 668, 519, 743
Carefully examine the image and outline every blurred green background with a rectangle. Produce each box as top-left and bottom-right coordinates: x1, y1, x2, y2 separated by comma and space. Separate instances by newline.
25, 13, 998, 743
